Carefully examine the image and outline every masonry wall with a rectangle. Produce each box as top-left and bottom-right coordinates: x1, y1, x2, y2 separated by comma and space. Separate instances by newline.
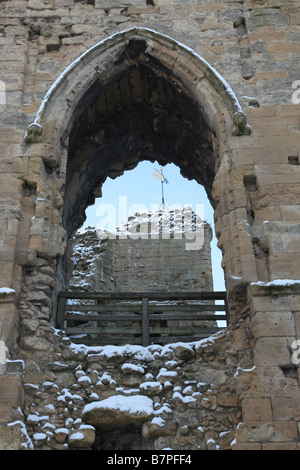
70, 213, 213, 294
106, 231, 213, 293
0, 0, 300, 451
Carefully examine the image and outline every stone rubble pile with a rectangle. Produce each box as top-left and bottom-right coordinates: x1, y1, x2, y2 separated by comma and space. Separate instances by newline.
7, 325, 248, 450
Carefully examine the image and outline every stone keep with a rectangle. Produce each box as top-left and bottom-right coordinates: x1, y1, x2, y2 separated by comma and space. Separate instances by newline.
70, 210, 213, 293
0, 0, 300, 451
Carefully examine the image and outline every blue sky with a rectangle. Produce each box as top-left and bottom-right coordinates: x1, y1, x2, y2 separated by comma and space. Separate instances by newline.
82, 160, 225, 292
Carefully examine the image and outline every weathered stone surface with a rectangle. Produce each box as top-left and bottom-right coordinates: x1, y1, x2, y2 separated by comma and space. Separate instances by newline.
0, 422, 31, 450
67, 425, 95, 449
139, 381, 162, 396
142, 418, 177, 438
0, 374, 23, 421
1, 0, 300, 452
82, 395, 154, 428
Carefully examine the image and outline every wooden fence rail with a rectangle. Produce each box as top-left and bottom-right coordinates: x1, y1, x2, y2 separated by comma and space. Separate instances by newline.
56, 291, 229, 347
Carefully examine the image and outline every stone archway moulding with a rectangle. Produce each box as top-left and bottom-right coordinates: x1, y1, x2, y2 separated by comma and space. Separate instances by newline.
24, 27, 251, 149
20, 26, 257, 292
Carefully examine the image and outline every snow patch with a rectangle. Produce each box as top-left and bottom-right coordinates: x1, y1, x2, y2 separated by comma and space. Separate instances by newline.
252, 279, 300, 287
33, 432, 47, 441
0, 287, 15, 295
122, 363, 145, 374
69, 432, 85, 441
157, 368, 178, 379
172, 391, 196, 404
151, 416, 165, 427
140, 381, 162, 392
234, 366, 256, 378
83, 394, 154, 416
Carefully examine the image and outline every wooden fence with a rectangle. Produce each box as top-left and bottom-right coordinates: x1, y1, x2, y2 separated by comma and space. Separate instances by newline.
56, 291, 229, 347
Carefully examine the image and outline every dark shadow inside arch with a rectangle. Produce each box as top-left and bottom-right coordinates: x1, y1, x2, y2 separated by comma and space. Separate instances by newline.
63, 40, 219, 240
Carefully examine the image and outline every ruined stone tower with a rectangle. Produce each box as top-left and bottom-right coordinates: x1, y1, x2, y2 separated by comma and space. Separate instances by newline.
70, 209, 213, 293
1, 0, 300, 450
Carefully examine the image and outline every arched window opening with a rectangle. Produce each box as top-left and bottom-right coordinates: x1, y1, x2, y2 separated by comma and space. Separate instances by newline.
77, 161, 225, 294
58, 161, 227, 346
37, 28, 248, 345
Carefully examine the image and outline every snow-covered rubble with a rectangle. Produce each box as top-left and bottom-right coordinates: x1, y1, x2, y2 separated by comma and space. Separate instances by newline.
11, 327, 246, 450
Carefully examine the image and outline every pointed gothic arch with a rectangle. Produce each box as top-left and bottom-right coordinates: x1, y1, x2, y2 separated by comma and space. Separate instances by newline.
23, 27, 255, 298
25, 27, 251, 151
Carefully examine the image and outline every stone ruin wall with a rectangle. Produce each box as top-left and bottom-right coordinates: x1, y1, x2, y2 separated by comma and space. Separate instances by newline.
0, 316, 252, 450
67, 214, 216, 344
0, 0, 300, 451
69, 212, 213, 294
2, 223, 250, 451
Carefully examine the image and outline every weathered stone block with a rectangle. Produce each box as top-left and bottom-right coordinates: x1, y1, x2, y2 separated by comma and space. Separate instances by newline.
95, 0, 141, 7
217, 394, 238, 407
254, 337, 291, 366
142, 419, 177, 438
54, 427, 69, 444
241, 397, 272, 421
251, 311, 296, 339
82, 395, 154, 428
0, 422, 29, 450
235, 421, 275, 443
67, 425, 95, 449
0, 374, 23, 421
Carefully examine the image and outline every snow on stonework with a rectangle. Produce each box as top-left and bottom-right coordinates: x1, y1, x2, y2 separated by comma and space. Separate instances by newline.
252, 279, 300, 287
83, 394, 154, 416
0, 287, 15, 296
95, 207, 206, 241
82, 395, 155, 428
6, 327, 237, 450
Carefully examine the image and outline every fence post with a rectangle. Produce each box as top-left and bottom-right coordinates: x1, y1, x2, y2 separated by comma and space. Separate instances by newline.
56, 294, 66, 330
142, 297, 150, 347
